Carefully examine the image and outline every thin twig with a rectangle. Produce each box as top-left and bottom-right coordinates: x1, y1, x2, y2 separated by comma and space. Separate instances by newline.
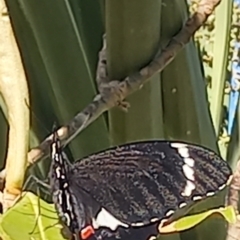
0, 0, 222, 182
96, 33, 109, 91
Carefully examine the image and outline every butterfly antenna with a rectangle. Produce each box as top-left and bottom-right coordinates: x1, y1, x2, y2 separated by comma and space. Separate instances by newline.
24, 98, 51, 135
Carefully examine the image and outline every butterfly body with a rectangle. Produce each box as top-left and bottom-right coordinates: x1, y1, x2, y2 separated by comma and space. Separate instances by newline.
49, 132, 232, 240
49, 134, 95, 239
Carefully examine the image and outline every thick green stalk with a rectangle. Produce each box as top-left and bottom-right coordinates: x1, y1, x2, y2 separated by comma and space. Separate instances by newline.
106, 0, 164, 146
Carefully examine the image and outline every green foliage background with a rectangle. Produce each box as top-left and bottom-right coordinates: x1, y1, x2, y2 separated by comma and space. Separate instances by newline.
0, 0, 238, 240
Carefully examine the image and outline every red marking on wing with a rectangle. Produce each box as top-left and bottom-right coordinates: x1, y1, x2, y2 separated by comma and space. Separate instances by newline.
81, 225, 95, 239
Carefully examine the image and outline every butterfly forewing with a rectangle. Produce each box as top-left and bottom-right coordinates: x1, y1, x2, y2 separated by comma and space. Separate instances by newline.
71, 141, 232, 227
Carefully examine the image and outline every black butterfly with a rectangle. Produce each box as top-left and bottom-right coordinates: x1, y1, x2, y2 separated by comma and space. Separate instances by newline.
49, 130, 232, 240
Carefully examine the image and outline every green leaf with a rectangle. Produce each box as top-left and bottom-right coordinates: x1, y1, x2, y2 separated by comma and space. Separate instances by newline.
161, 0, 217, 150
2, 192, 235, 240
7, 0, 109, 160
209, 0, 232, 137
160, 205, 236, 234
0, 192, 64, 240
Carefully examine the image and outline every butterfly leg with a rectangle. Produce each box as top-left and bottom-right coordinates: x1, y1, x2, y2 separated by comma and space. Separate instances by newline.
23, 175, 52, 236
23, 174, 50, 192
